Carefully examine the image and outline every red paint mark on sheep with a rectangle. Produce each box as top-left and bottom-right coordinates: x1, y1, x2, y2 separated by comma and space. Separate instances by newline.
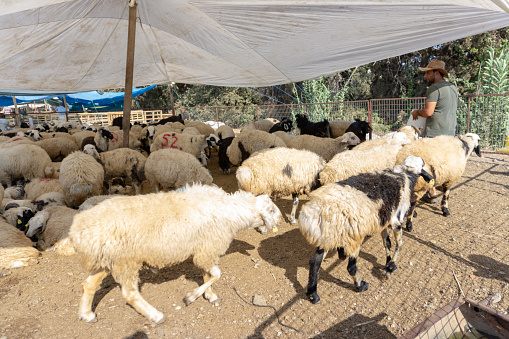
9, 137, 22, 142
110, 132, 119, 144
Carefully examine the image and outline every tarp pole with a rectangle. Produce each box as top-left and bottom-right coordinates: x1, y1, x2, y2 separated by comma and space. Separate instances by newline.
12, 96, 20, 127
122, 0, 137, 147
62, 95, 69, 122
169, 82, 176, 116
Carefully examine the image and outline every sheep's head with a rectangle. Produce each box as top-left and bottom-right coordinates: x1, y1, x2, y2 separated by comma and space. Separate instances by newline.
339, 132, 361, 147
146, 125, 156, 141
27, 129, 41, 141
83, 144, 101, 159
465, 133, 482, 157
255, 194, 283, 232
205, 134, 219, 147
26, 209, 50, 238
281, 118, 293, 132
346, 119, 372, 142
99, 128, 114, 140
399, 155, 434, 185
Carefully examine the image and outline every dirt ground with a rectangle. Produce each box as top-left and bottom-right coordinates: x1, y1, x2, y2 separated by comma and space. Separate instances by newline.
0, 151, 508, 339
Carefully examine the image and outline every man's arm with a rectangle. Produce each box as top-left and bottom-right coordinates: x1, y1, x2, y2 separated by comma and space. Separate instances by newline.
412, 101, 437, 120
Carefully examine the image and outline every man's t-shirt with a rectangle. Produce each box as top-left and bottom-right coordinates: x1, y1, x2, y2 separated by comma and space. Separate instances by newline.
425, 81, 458, 137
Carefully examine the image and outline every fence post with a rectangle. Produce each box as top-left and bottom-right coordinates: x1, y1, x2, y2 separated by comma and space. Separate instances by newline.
256, 106, 259, 121
466, 96, 471, 134
368, 99, 373, 140
216, 107, 219, 125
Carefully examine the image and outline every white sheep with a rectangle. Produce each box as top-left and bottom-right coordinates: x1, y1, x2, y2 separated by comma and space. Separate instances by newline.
24, 178, 64, 201
72, 130, 96, 149
240, 119, 276, 133
329, 119, 354, 138
83, 144, 147, 195
35, 137, 80, 162
215, 125, 235, 140
395, 133, 482, 231
94, 127, 140, 151
69, 183, 283, 323
298, 155, 435, 302
236, 147, 326, 225
271, 131, 296, 146
145, 148, 213, 192
184, 120, 215, 135
0, 136, 36, 148
226, 129, 286, 168
59, 151, 104, 208
32, 192, 66, 210
287, 132, 361, 161
150, 132, 217, 166
26, 205, 78, 255
78, 194, 127, 212
0, 219, 39, 269
0, 144, 53, 187
319, 133, 410, 185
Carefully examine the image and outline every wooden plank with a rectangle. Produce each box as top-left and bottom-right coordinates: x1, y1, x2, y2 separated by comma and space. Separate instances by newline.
122, 0, 137, 147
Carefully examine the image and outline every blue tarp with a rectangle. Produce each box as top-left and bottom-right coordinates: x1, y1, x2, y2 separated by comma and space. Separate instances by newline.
0, 86, 155, 107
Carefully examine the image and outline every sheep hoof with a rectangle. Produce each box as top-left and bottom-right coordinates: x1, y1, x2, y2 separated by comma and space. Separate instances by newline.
150, 312, 166, 324
79, 312, 98, 323
257, 226, 267, 234
442, 208, 450, 217
383, 262, 398, 277
184, 292, 197, 305
413, 210, 417, 217
289, 219, 297, 225
306, 292, 320, 304
206, 293, 218, 303
356, 281, 369, 292
405, 221, 413, 232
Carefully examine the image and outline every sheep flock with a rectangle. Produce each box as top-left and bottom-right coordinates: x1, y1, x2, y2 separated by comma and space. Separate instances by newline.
0, 115, 490, 325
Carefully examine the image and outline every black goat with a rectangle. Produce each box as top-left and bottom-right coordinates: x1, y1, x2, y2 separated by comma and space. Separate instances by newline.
156, 114, 184, 125
345, 119, 372, 142
111, 116, 132, 130
295, 114, 332, 138
268, 117, 293, 133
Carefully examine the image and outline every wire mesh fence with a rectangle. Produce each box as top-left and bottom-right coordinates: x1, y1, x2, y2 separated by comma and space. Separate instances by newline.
5, 94, 508, 152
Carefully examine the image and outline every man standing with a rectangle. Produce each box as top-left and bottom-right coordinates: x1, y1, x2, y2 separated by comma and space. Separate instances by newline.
412, 60, 458, 137
55, 103, 67, 121
412, 59, 459, 202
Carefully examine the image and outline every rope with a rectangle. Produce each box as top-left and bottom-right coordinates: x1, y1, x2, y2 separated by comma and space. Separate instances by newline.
246, 88, 297, 114
232, 286, 303, 334
171, 89, 202, 122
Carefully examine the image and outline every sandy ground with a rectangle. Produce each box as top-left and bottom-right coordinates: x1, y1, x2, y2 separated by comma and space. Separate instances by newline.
0, 152, 508, 339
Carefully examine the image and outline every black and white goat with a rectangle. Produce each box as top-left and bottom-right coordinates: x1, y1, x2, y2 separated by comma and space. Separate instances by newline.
268, 117, 293, 133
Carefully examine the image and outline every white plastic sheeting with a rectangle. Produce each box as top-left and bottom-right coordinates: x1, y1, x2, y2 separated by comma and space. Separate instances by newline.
1, 0, 509, 94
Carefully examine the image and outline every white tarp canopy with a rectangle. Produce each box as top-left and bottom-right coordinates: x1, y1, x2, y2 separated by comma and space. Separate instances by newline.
1, 0, 509, 94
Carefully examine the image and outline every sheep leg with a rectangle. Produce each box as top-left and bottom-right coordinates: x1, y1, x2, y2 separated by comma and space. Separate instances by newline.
347, 251, 369, 292
185, 265, 221, 305
306, 248, 326, 304
119, 275, 165, 324
134, 183, 140, 195
289, 193, 299, 225
405, 201, 417, 232
383, 228, 403, 278
441, 183, 452, 217
202, 272, 219, 303
381, 229, 392, 266
78, 269, 109, 322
